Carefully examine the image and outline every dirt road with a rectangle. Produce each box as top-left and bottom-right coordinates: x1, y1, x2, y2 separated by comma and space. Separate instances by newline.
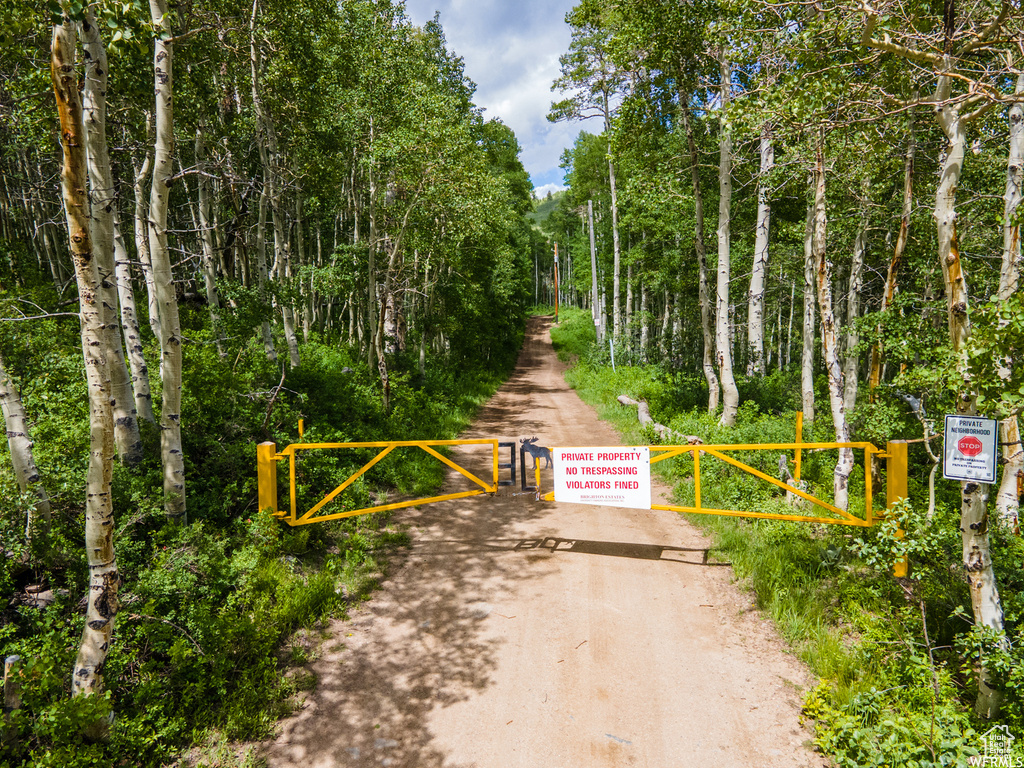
264, 317, 820, 768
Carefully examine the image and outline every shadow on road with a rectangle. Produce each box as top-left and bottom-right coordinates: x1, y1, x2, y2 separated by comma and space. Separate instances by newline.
408, 536, 729, 566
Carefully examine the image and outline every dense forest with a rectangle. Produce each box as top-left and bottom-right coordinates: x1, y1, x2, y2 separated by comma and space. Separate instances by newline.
537, 0, 1024, 762
1, 0, 1022, 764
1, 0, 539, 763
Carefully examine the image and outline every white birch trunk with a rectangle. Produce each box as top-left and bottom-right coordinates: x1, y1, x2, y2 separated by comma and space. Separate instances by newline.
296, 191, 312, 344
52, 20, 118, 740
811, 141, 853, 511
994, 74, 1023, 527
786, 280, 794, 368
639, 279, 649, 362
195, 121, 226, 358
256, 182, 277, 361
0, 349, 51, 538
682, 102, 719, 413
1000, 73, 1024, 303
659, 288, 670, 359
112, 210, 155, 424
843, 180, 869, 415
747, 125, 773, 376
132, 113, 161, 342
607, 135, 623, 343
250, 0, 298, 368
672, 290, 682, 361
801, 184, 816, 426
934, 72, 1006, 718
80, 13, 142, 466
625, 261, 634, 343
148, 0, 186, 521
716, 58, 739, 426
588, 200, 602, 343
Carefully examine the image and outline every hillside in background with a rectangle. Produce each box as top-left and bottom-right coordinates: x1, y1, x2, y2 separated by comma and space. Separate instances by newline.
527, 190, 565, 233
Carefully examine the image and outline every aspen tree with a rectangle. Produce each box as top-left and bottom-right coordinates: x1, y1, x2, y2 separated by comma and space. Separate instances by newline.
112, 210, 155, 424
196, 121, 226, 358
148, 0, 186, 521
861, 0, 1016, 718
843, 179, 869, 415
811, 138, 854, 511
0, 349, 51, 539
682, 99, 720, 414
549, 0, 625, 340
131, 112, 162, 342
249, 0, 299, 368
716, 55, 739, 426
80, 11, 142, 466
801, 180, 816, 426
995, 72, 1023, 527
747, 124, 773, 376
51, 17, 118, 739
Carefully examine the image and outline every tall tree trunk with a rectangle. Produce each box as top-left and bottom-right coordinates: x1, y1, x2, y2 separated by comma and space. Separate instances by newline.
672, 290, 682, 361
250, 1, 299, 368
256, 182, 278, 361
80, 12, 142, 466
716, 58, 739, 426
659, 288, 671, 359
843, 179, 869, 415
747, 124, 773, 376
51, 19, 118, 740
811, 139, 853, 511
870, 108, 915, 394
367, 118, 379, 369
801, 179, 816, 426
296, 189, 312, 344
195, 121, 226, 358
639, 278, 649, 362
625, 261, 634, 346
112, 210, 155, 424
934, 72, 1006, 719
0, 349, 51, 539
786, 280, 795, 369
148, 0, 186, 522
607, 132, 623, 342
682, 97, 719, 413
588, 199, 602, 343
132, 113, 161, 341
995, 73, 1023, 527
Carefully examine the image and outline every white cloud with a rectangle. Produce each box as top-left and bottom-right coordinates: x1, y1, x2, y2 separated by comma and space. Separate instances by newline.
403, 0, 592, 189
534, 183, 567, 198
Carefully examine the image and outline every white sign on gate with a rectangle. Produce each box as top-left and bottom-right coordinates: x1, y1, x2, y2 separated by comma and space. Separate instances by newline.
553, 447, 651, 509
943, 415, 998, 484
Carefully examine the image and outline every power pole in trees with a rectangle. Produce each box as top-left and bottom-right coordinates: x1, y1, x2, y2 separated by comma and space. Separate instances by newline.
588, 200, 600, 342
554, 242, 559, 323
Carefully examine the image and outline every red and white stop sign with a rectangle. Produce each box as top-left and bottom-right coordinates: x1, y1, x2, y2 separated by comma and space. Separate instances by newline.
958, 435, 984, 457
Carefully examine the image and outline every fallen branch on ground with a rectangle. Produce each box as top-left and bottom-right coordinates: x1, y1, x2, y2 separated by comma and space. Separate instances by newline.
616, 396, 703, 445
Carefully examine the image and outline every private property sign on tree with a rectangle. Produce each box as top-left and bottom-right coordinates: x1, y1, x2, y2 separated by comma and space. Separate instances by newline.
552, 447, 652, 509
943, 415, 998, 484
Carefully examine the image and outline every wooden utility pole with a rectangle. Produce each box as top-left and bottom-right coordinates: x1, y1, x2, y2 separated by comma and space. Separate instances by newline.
554, 242, 559, 323
588, 200, 600, 342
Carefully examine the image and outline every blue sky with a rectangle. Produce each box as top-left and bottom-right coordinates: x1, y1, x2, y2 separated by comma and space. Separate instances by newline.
403, 0, 602, 197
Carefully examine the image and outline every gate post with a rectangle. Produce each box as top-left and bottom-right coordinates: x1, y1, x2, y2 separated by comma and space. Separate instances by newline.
886, 440, 909, 578
257, 441, 279, 516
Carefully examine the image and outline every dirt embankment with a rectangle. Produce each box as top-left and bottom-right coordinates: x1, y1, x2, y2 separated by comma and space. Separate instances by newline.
263, 316, 820, 768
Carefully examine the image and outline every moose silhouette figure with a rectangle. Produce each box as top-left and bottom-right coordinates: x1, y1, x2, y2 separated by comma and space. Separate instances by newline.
520, 436, 552, 469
